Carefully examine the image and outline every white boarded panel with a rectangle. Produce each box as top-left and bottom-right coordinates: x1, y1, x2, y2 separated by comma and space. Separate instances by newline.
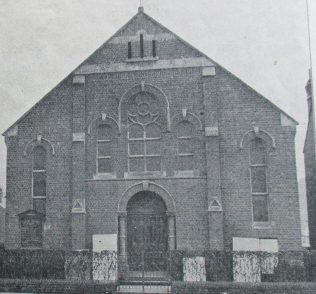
233, 237, 260, 252
93, 234, 117, 252
260, 239, 279, 253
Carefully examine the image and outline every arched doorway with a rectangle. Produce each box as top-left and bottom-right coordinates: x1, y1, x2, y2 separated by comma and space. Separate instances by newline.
127, 191, 168, 271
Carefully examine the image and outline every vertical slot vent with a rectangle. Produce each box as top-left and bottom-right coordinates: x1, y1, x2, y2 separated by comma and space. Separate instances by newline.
128, 42, 132, 59
140, 34, 144, 58
152, 40, 156, 57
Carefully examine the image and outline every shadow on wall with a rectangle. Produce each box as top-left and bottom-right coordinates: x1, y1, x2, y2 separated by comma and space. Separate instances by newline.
0, 187, 5, 245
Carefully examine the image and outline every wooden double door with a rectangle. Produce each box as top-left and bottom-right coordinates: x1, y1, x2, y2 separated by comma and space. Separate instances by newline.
126, 191, 168, 271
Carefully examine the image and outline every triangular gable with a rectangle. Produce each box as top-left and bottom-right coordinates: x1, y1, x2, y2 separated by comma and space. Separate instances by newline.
2, 7, 298, 136
81, 8, 206, 66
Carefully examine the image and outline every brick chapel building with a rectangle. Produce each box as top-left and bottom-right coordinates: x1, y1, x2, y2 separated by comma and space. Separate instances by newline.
3, 6, 302, 271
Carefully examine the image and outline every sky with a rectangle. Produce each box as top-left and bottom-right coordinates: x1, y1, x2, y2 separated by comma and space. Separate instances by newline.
0, 0, 313, 241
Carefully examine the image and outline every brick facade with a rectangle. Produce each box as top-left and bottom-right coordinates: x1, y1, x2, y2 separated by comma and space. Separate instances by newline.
3, 8, 302, 256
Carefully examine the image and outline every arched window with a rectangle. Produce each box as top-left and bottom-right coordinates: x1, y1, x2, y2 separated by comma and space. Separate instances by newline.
128, 123, 161, 172
32, 146, 47, 214
97, 124, 114, 173
176, 121, 195, 171
249, 138, 269, 223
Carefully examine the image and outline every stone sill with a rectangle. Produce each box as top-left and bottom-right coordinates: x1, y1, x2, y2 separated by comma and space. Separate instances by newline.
20, 246, 42, 250
71, 210, 86, 214
174, 170, 199, 177
126, 56, 159, 63
124, 171, 166, 179
93, 172, 117, 180
252, 222, 272, 230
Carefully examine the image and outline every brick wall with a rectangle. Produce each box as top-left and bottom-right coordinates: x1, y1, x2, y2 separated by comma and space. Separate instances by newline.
86, 178, 208, 251
84, 12, 202, 65
213, 67, 302, 250
4, 78, 73, 249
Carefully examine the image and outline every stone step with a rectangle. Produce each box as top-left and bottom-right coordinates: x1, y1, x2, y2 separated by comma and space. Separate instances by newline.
117, 284, 171, 293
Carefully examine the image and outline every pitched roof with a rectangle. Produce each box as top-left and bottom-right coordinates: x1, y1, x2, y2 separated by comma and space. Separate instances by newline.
2, 7, 298, 136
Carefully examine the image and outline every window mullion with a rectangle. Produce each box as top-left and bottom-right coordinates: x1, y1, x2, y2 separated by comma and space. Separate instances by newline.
144, 137, 147, 172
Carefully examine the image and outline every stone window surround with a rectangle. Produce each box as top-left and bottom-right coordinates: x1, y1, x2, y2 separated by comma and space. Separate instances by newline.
23, 135, 55, 200
239, 125, 276, 229
88, 114, 119, 179
172, 111, 203, 177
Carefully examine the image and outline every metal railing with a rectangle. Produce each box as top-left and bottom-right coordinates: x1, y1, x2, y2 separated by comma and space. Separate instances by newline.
121, 249, 171, 293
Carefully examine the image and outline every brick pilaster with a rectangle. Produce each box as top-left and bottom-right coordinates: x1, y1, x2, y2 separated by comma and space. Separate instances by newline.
71, 75, 86, 250
202, 67, 224, 250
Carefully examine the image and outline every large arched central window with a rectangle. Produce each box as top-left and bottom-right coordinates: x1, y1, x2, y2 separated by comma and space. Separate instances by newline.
249, 137, 269, 223
128, 123, 161, 172
125, 91, 163, 173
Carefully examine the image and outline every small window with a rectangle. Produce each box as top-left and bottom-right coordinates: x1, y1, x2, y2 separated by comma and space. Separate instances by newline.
176, 121, 195, 171
97, 124, 114, 173
249, 138, 269, 223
